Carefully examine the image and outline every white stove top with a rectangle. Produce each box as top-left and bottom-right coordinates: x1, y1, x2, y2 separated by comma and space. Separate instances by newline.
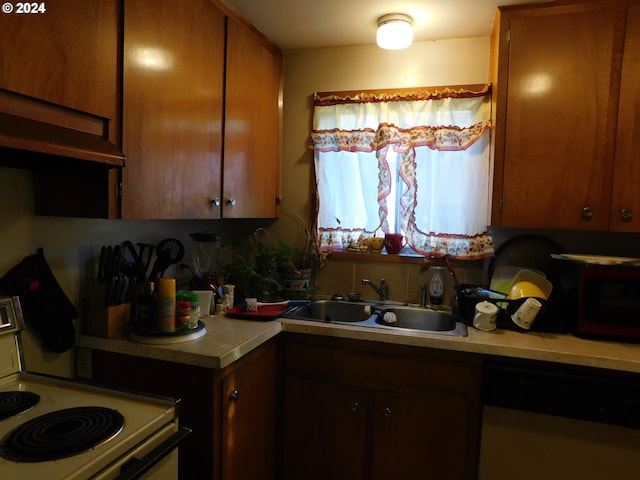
0, 372, 176, 480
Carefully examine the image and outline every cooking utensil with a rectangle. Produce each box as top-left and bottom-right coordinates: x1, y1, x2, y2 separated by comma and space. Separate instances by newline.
148, 238, 185, 280
137, 242, 155, 277
97, 245, 109, 282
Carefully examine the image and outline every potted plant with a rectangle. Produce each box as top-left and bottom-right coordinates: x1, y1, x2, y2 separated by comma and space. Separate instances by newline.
224, 213, 326, 301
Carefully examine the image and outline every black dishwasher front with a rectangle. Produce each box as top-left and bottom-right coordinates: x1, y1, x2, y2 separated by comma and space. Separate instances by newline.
483, 359, 640, 429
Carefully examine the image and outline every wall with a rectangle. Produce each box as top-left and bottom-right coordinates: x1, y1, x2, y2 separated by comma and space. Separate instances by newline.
275, 38, 492, 303
0, 167, 231, 377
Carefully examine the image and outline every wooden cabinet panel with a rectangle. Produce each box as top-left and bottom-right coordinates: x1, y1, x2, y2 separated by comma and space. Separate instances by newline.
493, 3, 626, 230
283, 377, 367, 480
282, 336, 481, 480
121, 0, 225, 219
0, 0, 120, 146
370, 390, 469, 480
611, 6, 640, 231
222, 339, 278, 480
223, 17, 282, 218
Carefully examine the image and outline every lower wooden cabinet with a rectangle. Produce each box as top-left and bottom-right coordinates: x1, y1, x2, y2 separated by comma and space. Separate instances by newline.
80, 338, 278, 480
80, 333, 481, 480
282, 334, 482, 480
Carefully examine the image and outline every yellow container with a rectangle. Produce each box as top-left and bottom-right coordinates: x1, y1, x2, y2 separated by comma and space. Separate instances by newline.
157, 277, 176, 332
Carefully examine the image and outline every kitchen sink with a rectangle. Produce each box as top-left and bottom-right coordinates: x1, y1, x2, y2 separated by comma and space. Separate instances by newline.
283, 300, 467, 336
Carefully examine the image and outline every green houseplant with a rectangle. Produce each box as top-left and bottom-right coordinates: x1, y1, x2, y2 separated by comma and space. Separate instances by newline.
225, 211, 326, 302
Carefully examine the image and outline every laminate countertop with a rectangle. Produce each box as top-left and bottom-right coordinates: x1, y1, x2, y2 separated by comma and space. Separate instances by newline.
75, 314, 640, 373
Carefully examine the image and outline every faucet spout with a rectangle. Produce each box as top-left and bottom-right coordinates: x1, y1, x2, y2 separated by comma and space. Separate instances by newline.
362, 278, 389, 301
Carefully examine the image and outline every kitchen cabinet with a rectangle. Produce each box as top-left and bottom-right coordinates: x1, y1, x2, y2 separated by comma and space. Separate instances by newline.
80, 337, 278, 480
282, 334, 482, 480
121, 1, 282, 219
120, 0, 226, 219
490, 0, 640, 231
223, 16, 283, 218
0, 0, 124, 218
0, 0, 122, 155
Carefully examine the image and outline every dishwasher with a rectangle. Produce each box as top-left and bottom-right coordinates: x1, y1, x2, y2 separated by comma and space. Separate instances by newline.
479, 359, 640, 480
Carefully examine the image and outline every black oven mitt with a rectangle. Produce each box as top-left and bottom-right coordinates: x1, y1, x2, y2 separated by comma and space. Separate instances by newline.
0, 248, 77, 353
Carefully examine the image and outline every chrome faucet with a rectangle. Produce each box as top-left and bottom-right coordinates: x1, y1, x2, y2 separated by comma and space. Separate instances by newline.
362, 278, 389, 301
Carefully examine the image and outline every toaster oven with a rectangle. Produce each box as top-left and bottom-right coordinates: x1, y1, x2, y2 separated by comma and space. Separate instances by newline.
550, 255, 640, 341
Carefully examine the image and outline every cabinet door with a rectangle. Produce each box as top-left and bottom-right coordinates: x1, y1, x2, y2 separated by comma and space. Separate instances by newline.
222, 340, 278, 480
494, 4, 627, 230
121, 0, 225, 219
283, 376, 367, 480
223, 17, 282, 218
611, 5, 640, 232
0, 0, 120, 146
370, 390, 471, 480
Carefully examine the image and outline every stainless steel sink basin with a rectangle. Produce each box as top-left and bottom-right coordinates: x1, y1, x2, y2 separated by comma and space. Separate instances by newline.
288, 300, 373, 323
375, 306, 457, 331
283, 300, 467, 336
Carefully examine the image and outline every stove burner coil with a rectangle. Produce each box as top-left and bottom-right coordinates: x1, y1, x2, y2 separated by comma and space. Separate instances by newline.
0, 391, 40, 420
0, 406, 125, 462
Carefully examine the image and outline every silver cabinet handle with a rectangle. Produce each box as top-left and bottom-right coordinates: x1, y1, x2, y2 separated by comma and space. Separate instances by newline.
350, 401, 360, 413
621, 208, 633, 221
582, 206, 594, 220
383, 407, 392, 418
229, 390, 240, 401
226, 198, 237, 207
209, 197, 221, 206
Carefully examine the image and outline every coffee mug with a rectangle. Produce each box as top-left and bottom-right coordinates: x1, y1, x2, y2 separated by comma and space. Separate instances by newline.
473, 301, 498, 331
384, 233, 406, 254
511, 297, 542, 330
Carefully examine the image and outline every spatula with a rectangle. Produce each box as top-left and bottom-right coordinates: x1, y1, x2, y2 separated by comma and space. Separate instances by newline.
148, 238, 185, 281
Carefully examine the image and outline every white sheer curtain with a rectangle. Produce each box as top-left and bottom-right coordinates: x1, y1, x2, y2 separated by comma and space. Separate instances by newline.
311, 86, 494, 259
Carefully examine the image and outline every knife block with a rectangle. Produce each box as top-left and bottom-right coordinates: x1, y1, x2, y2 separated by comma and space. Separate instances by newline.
87, 282, 131, 339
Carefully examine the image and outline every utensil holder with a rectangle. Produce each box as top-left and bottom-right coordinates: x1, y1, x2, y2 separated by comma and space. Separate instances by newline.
87, 282, 131, 338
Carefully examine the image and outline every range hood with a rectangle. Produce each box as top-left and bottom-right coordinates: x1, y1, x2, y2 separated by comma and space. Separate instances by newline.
0, 89, 125, 167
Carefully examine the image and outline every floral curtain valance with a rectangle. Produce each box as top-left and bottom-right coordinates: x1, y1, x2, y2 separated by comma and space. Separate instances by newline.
310, 122, 491, 154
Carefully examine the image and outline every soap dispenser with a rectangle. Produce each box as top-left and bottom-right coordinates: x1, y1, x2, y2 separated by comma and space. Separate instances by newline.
429, 266, 445, 308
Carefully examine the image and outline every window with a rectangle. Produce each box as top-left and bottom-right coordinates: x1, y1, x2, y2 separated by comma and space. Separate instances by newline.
311, 86, 494, 259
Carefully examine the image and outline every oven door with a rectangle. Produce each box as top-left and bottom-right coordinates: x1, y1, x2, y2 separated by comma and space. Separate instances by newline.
92, 424, 190, 480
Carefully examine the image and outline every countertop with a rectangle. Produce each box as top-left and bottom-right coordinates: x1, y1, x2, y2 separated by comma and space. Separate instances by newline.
75, 315, 640, 373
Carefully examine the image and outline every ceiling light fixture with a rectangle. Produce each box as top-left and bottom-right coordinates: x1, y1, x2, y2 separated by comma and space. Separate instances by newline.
376, 13, 414, 50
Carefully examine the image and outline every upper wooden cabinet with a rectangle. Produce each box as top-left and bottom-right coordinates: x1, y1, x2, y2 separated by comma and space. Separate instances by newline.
121, 1, 283, 219
611, 5, 640, 232
223, 16, 283, 218
121, 0, 226, 219
0, 0, 123, 167
490, 0, 640, 231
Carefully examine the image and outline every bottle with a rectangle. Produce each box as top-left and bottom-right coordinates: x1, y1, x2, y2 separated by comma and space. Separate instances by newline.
187, 292, 200, 329
158, 278, 176, 332
176, 291, 191, 330
429, 266, 445, 308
